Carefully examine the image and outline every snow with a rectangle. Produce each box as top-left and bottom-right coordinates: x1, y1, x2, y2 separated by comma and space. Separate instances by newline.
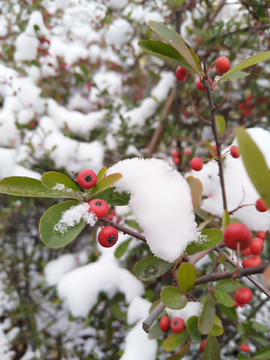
107, 158, 199, 262
104, 19, 133, 46
166, 301, 202, 322
44, 254, 80, 286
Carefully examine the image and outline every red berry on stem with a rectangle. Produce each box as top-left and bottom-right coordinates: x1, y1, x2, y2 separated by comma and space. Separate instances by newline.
199, 339, 207, 352
170, 317, 185, 333
77, 169, 97, 189
242, 247, 252, 257
256, 230, 266, 241
172, 150, 178, 157
223, 223, 252, 250
160, 316, 170, 332
89, 199, 109, 218
173, 156, 180, 165
250, 237, 264, 255
175, 66, 188, 82
215, 56, 230, 75
230, 145, 240, 158
98, 226, 118, 247
196, 77, 213, 92
107, 214, 114, 221
242, 255, 261, 268
190, 157, 203, 171
255, 198, 268, 212
240, 344, 250, 352
234, 287, 252, 304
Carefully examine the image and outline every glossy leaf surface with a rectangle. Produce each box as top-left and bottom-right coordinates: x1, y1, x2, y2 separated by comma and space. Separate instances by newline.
161, 286, 187, 309
163, 329, 188, 351
177, 262, 196, 293
134, 256, 173, 281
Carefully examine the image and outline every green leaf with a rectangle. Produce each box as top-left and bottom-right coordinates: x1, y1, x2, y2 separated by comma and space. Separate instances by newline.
138, 40, 194, 71
208, 316, 223, 336
168, 0, 186, 6
218, 51, 270, 83
253, 346, 270, 359
251, 334, 269, 347
186, 176, 203, 211
198, 294, 216, 334
96, 166, 107, 182
0, 176, 70, 198
147, 21, 203, 75
215, 116, 225, 135
220, 70, 249, 83
95, 187, 130, 206
205, 141, 216, 157
41, 171, 80, 194
237, 354, 249, 360
85, 173, 122, 200
252, 322, 268, 334
114, 238, 132, 259
202, 335, 220, 360
186, 316, 201, 344
39, 200, 86, 248
125, 220, 138, 229
185, 229, 223, 255
235, 128, 270, 209
161, 286, 188, 310
163, 329, 188, 351
222, 209, 230, 231
214, 288, 234, 307
177, 263, 196, 293
166, 341, 190, 360
215, 279, 243, 292
134, 256, 173, 281
33, 24, 40, 32
219, 303, 238, 321
148, 321, 164, 340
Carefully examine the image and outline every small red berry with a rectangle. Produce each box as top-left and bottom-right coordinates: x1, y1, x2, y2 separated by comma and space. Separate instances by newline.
77, 169, 97, 189
230, 145, 240, 158
185, 149, 191, 156
234, 287, 252, 304
172, 150, 178, 157
173, 156, 180, 165
89, 199, 109, 218
240, 344, 250, 352
175, 66, 188, 82
98, 226, 118, 247
199, 339, 207, 352
242, 247, 252, 257
223, 223, 252, 250
242, 255, 261, 268
215, 56, 230, 75
250, 237, 264, 255
256, 230, 266, 241
107, 214, 114, 221
190, 157, 203, 171
160, 316, 170, 332
170, 317, 185, 333
196, 77, 213, 92
255, 198, 268, 212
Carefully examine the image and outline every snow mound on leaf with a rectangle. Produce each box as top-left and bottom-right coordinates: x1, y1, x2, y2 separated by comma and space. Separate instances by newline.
107, 158, 199, 262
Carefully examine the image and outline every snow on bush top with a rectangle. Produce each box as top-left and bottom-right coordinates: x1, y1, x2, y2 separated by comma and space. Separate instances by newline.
107, 158, 199, 262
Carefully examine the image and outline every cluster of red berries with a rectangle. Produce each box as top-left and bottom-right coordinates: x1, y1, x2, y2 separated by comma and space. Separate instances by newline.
159, 316, 185, 333
77, 169, 119, 248
172, 150, 180, 165
106, 209, 120, 224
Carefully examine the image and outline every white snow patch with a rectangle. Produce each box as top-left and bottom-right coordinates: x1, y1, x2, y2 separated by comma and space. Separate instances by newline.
44, 254, 79, 286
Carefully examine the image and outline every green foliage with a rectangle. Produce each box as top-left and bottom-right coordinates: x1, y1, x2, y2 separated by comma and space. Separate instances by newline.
134, 256, 173, 281
186, 316, 201, 344
202, 335, 220, 360
185, 229, 223, 255
161, 286, 187, 310
177, 262, 196, 293
198, 294, 216, 334
162, 329, 188, 351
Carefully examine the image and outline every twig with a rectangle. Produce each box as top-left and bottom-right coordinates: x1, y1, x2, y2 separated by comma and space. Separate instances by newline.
212, 81, 230, 111
188, 92, 211, 125
142, 301, 166, 333
101, 217, 146, 242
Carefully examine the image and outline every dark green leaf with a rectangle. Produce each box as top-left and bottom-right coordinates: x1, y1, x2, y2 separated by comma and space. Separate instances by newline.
202, 335, 220, 360
0, 176, 69, 198
186, 316, 201, 344
237, 354, 249, 360
85, 173, 122, 201
253, 346, 270, 359
41, 171, 80, 194
114, 238, 132, 259
39, 200, 86, 248
235, 128, 270, 209
252, 322, 268, 334
185, 229, 223, 255
33, 24, 40, 32
166, 341, 190, 360
138, 40, 194, 71
198, 294, 216, 334
214, 288, 234, 307
134, 256, 173, 281
208, 316, 223, 336
215, 279, 243, 292
237, 323, 245, 334
251, 334, 269, 347
148, 321, 164, 340
219, 303, 238, 321
215, 116, 225, 135
163, 329, 188, 351
177, 263, 196, 293
161, 286, 188, 310
125, 220, 138, 229
147, 21, 203, 75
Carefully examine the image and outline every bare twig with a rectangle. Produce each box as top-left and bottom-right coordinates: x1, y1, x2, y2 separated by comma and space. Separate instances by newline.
101, 217, 146, 242
212, 81, 230, 111
188, 91, 211, 125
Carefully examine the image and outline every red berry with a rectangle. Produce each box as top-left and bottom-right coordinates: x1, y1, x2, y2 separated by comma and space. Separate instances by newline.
233, 301, 239, 308
199, 339, 207, 352
89, 199, 109, 218
170, 317, 185, 333
98, 226, 118, 247
215, 56, 230, 75
242, 255, 261, 268
173, 156, 180, 165
160, 316, 170, 332
223, 223, 252, 250
172, 150, 178, 157
255, 198, 268, 212
190, 157, 203, 171
207, 144, 217, 157
77, 169, 97, 189
230, 145, 240, 158
250, 237, 264, 255
242, 247, 252, 257
234, 287, 252, 304
107, 214, 114, 221
240, 344, 250, 352
185, 149, 191, 156
196, 77, 213, 92
256, 230, 266, 241
175, 66, 188, 82
110, 210, 116, 216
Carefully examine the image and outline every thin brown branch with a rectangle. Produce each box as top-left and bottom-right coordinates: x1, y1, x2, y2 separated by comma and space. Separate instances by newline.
212, 81, 230, 111
101, 217, 146, 242
188, 91, 211, 125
